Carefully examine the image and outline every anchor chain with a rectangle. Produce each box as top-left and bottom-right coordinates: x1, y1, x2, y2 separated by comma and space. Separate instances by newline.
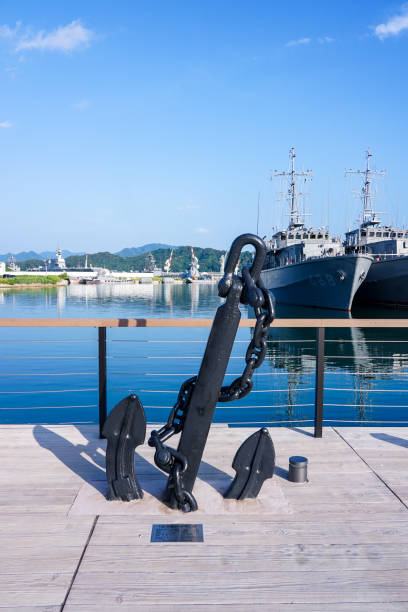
219, 272, 274, 402
148, 376, 198, 510
149, 428, 198, 511
148, 252, 274, 511
150, 375, 198, 445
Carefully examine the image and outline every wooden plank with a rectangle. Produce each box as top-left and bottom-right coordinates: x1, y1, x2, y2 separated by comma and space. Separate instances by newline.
1, 546, 85, 574
0, 486, 79, 514
1, 425, 408, 609
0, 607, 61, 612
0, 516, 94, 540
64, 568, 408, 605
0, 574, 71, 607
81, 542, 408, 572
91, 519, 408, 545
0, 317, 230, 328
64, 604, 408, 612
1, 317, 408, 328
0, 533, 93, 549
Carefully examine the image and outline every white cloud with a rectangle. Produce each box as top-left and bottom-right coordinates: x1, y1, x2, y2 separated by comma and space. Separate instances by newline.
285, 37, 311, 47
195, 227, 209, 234
0, 20, 94, 53
286, 36, 335, 48
318, 36, 335, 44
375, 6, 408, 40
0, 121, 13, 128
0, 23, 21, 39
73, 99, 91, 111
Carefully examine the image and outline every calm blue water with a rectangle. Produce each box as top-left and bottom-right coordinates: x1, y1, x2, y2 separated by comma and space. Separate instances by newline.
1, 283, 408, 426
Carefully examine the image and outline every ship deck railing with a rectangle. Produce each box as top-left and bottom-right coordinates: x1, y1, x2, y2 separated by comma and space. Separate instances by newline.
366, 253, 408, 258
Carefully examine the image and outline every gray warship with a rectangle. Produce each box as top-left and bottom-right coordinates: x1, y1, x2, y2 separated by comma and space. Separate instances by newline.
260, 148, 372, 311
344, 149, 408, 306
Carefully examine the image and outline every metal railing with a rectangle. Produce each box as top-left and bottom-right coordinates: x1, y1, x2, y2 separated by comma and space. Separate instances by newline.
368, 254, 408, 259
1, 317, 408, 438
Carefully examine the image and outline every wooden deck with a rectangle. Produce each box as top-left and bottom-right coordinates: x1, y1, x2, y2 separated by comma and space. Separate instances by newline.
1, 424, 408, 610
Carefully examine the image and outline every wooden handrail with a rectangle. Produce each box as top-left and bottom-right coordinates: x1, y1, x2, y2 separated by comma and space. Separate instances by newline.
0, 317, 408, 327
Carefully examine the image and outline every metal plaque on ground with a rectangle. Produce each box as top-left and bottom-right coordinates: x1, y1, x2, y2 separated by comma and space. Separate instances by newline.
151, 524, 204, 542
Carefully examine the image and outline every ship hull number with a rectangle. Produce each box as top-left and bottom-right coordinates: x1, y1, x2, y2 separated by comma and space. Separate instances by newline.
309, 273, 338, 287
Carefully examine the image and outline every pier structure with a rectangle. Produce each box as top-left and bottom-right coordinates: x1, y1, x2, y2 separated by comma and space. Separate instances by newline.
0, 423, 408, 608
1, 318, 408, 607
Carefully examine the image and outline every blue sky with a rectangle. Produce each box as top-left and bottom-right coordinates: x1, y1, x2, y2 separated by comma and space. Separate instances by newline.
1, 1, 408, 252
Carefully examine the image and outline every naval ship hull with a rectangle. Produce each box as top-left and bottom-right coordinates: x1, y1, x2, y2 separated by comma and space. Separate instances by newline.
353, 256, 408, 306
261, 255, 372, 311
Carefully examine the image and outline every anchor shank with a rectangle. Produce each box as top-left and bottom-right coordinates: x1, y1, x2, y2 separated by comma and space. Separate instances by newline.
168, 279, 242, 501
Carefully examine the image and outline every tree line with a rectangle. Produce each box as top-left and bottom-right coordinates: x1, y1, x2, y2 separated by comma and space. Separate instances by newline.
18, 246, 254, 273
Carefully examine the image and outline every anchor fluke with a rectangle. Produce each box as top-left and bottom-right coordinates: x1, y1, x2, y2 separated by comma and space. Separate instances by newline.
103, 394, 146, 501
224, 428, 275, 500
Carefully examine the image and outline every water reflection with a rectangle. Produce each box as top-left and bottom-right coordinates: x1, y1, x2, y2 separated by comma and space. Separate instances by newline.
1, 285, 408, 425
0, 282, 223, 318
270, 305, 408, 374
266, 304, 408, 424
57, 286, 66, 315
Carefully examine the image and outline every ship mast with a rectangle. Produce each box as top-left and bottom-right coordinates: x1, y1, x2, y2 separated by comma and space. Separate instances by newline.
272, 147, 313, 230
345, 149, 386, 226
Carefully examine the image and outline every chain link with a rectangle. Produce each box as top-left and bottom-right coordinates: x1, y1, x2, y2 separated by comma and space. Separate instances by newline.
172, 463, 198, 512
148, 377, 198, 511
218, 273, 274, 402
149, 430, 198, 512
148, 375, 197, 445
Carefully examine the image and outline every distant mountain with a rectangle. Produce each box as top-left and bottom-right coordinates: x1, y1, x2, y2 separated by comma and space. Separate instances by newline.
0, 250, 83, 262
2, 245, 174, 263
115, 244, 175, 257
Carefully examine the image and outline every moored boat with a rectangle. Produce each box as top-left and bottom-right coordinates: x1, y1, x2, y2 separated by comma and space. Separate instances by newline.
345, 149, 408, 306
261, 148, 372, 311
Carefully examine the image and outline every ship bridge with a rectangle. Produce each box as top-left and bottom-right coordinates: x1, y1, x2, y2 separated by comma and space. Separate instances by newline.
270, 228, 339, 250
345, 226, 408, 256
264, 228, 342, 270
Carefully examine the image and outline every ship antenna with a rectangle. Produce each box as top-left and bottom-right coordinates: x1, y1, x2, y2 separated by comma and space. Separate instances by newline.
271, 147, 313, 230
345, 148, 386, 226
256, 191, 260, 235
327, 179, 331, 232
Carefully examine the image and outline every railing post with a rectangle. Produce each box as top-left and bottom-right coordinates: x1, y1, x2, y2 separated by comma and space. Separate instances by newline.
314, 327, 325, 438
98, 326, 107, 439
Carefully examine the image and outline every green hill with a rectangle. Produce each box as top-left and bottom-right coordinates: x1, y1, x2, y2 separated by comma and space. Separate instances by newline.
65, 246, 253, 273
19, 259, 46, 271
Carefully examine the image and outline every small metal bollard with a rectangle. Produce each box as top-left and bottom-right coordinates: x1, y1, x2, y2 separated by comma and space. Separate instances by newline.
289, 456, 308, 483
